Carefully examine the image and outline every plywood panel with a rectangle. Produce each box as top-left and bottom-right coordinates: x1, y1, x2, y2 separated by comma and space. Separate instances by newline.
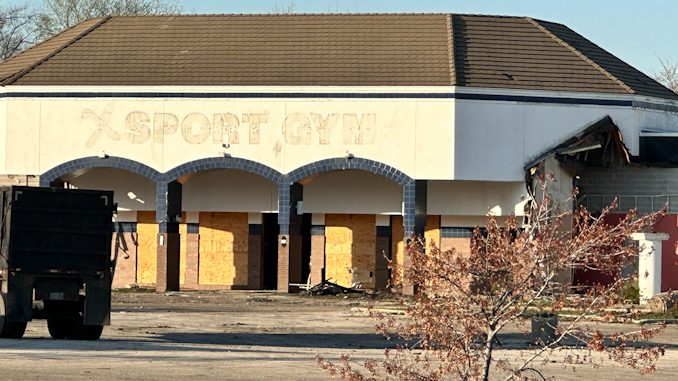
351, 215, 376, 288
425, 215, 441, 254
325, 217, 353, 287
440, 237, 472, 256
391, 216, 405, 283
325, 214, 376, 288
136, 211, 158, 284
199, 212, 248, 286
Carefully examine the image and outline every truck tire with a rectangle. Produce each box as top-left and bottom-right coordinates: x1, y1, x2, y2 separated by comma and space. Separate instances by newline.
0, 293, 26, 339
68, 315, 103, 340
47, 319, 70, 339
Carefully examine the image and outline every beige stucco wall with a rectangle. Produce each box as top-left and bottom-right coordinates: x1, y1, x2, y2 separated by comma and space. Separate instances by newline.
2, 94, 456, 180
414, 100, 455, 178
303, 170, 402, 214
68, 168, 157, 211
5, 100, 40, 175
182, 169, 278, 213
428, 180, 527, 216
440, 215, 508, 228
4, 86, 675, 191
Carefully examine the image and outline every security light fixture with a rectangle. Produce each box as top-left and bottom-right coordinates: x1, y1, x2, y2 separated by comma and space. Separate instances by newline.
280, 236, 287, 248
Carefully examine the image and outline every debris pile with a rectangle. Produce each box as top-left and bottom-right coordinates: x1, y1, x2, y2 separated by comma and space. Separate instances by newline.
307, 280, 364, 296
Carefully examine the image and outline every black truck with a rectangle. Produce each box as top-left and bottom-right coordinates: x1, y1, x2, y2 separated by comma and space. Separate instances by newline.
0, 186, 116, 340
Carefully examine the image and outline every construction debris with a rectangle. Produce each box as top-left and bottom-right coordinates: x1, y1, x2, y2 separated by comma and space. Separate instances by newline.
307, 280, 365, 296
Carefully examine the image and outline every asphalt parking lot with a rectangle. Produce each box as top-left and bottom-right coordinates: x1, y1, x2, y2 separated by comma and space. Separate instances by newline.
0, 290, 677, 380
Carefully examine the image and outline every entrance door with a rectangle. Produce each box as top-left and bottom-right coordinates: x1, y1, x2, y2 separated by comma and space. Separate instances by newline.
261, 213, 279, 290
300, 213, 312, 285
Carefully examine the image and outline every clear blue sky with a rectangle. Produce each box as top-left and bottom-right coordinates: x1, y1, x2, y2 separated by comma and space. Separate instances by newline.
8, 0, 675, 76
179, 0, 677, 77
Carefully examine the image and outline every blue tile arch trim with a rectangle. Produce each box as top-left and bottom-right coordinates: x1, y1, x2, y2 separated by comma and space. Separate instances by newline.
286, 157, 413, 186
113, 222, 137, 233
39, 156, 162, 186
186, 223, 200, 234
249, 224, 262, 235
163, 157, 283, 184
278, 182, 290, 236
40, 156, 418, 237
163, 158, 284, 234
286, 157, 415, 237
156, 181, 168, 233
403, 180, 416, 237
310, 225, 326, 236
440, 227, 475, 238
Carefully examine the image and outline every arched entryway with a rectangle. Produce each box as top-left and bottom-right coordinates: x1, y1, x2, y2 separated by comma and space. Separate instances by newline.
281, 157, 416, 291
164, 158, 283, 290
40, 157, 162, 289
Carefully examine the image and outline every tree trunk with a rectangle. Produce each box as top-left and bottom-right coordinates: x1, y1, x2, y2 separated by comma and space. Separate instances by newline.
482, 327, 496, 381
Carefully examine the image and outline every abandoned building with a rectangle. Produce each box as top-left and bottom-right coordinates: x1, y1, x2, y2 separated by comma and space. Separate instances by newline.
0, 14, 677, 295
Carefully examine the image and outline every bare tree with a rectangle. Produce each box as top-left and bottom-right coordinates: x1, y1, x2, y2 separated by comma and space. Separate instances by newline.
270, 2, 295, 15
652, 57, 678, 93
36, 0, 183, 40
318, 176, 666, 381
0, 2, 38, 60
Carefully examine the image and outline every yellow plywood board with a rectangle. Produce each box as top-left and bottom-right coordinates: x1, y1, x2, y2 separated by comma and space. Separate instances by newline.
391, 216, 405, 283
325, 214, 376, 288
425, 215, 441, 254
325, 220, 353, 287
198, 212, 248, 286
136, 211, 158, 284
442, 237, 472, 256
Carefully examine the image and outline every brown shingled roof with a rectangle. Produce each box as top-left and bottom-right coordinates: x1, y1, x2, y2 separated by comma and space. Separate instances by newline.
0, 17, 106, 83
0, 13, 674, 100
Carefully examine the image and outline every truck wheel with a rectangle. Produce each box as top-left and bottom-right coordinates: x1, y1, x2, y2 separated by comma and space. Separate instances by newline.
47, 319, 70, 339
0, 293, 26, 339
68, 315, 103, 340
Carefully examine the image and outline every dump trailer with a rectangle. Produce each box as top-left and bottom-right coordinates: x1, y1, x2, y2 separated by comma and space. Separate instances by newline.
0, 186, 116, 340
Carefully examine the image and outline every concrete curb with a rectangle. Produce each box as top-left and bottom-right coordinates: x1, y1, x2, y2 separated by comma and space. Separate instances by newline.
633, 318, 678, 325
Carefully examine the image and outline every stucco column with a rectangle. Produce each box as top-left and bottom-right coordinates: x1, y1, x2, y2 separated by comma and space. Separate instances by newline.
632, 232, 670, 304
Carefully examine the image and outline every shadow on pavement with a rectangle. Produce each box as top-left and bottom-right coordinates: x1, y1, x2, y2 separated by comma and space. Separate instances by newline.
155, 332, 405, 349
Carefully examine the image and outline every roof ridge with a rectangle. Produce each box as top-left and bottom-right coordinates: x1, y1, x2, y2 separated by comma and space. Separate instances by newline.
446, 14, 455, 86
526, 17, 636, 95
2, 16, 111, 86
104, 12, 529, 17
